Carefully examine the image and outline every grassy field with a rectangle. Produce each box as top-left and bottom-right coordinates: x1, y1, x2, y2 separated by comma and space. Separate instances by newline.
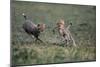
11, 1, 96, 66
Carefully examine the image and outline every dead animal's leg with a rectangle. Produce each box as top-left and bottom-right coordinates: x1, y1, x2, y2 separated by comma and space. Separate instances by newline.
29, 34, 42, 43
35, 37, 46, 45
36, 38, 43, 43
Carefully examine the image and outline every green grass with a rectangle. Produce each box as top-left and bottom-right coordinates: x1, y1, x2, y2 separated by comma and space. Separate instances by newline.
12, 43, 95, 65
11, 1, 96, 65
